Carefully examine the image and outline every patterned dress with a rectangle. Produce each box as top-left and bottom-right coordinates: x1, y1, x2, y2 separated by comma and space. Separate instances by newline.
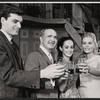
59, 70, 80, 98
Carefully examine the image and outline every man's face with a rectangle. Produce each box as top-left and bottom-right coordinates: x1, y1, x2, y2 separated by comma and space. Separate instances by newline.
1, 13, 23, 36
40, 29, 57, 51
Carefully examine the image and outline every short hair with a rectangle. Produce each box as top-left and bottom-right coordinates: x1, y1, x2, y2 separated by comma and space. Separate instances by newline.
0, 4, 24, 20
57, 37, 75, 59
82, 32, 98, 54
40, 29, 46, 37
40, 28, 56, 37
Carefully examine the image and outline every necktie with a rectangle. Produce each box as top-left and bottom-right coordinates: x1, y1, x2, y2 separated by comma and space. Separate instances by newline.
10, 39, 19, 59
48, 53, 55, 87
48, 53, 53, 64
11, 39, 19, 52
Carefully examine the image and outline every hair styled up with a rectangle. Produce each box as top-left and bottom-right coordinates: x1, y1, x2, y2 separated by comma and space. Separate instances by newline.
0, 4, 24, 20
57, 37, 75, 59
82, 32, 98, 54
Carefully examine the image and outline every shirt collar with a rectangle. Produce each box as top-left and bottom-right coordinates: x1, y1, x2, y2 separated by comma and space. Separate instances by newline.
39, 45, 50, 57
1, 29, 12, 42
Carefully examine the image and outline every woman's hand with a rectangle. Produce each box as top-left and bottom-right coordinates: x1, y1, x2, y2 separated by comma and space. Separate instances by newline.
60, 70, 69, 80
78, 63, 89, 74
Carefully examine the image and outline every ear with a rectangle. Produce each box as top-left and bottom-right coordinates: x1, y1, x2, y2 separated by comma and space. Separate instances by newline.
39, 36, 42, 43
1, 17, 5, 25
59, 46, 62, 51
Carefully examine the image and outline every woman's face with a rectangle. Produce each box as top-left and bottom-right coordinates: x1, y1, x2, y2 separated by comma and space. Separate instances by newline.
82, 36, 95, 54
60, 40, 74, 58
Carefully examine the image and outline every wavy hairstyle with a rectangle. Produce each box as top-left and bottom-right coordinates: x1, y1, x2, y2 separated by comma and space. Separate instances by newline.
82, 32, 98, 54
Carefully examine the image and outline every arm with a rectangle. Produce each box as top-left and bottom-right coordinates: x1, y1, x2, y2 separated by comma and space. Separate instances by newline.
88, 66, 100, 76
87, 56, 100, 76
0, 45, 40, 89
40, 64, 66, 79
58, 69, 69, 92
58, 77, 68, 92
25, 52, 65, 89
25, 52, 40, 71
78, 57, 100, 76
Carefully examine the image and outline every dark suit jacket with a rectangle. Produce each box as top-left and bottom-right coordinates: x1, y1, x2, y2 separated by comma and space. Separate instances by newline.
25, 47, 58, 98
0, 31, 40, 98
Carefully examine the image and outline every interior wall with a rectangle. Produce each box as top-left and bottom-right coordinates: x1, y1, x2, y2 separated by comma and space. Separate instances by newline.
19, 27, 68, 64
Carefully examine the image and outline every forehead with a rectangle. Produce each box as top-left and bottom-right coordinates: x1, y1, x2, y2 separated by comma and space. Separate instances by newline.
44, 29, 57, 36
8, 13, 23, 21
83, 37, 93, 42
63, 40, 74, 45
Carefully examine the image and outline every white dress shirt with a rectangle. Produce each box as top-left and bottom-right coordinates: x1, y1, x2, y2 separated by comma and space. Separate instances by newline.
39, 45, 55, 86
1, 29, 12, 42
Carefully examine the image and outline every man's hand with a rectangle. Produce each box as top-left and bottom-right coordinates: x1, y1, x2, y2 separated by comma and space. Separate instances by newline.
40, 64, 65, 79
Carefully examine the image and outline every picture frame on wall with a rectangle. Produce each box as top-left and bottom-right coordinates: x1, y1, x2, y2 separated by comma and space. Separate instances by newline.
33, 30, 40, 38
20, 41, 28, 58
20, 29, 29, 38
33, 41, 39, 50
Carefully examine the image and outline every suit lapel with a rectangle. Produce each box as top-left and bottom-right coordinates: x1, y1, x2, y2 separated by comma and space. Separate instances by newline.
0, 31, 17, 56
37, 47, 51, 65
0, 31, 23, 70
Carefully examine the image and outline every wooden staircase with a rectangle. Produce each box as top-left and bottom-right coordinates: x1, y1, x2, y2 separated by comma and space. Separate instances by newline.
65, 21, 81, 50
23, 15, 82, 50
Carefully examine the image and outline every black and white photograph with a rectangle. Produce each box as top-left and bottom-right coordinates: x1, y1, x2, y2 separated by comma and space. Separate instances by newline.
0, 3, 100, 99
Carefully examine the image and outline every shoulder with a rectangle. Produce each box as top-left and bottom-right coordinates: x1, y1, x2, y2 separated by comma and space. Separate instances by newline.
96, 55, 100, 61
89, 55, 100, 64
28, 50, 40, 56
0, 33, 5, 43
27, 50, 42, 59
93, 55, 100, 60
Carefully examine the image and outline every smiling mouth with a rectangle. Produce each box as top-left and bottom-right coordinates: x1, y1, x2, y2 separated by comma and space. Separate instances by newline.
67, 52, 73, 55
84, 48, 92, 51
85, 48, 90, 49
15, 29, 19, 32
49, 43, 55, 45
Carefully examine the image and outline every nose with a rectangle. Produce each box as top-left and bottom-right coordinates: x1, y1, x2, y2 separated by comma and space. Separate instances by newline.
51, 36, 57, 41
52, 37, 55, 41
84, 43, 89, 47
68, 48, 72, 51
17, 22, 21, 28
68, 48, 73, 52
50, 37, 54, 41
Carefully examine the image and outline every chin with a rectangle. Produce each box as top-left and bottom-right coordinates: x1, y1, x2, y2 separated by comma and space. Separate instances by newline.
66, 55, 72, 58
50, 46, 55, 49
14, 32, 19, 35
84, 51, 90, 54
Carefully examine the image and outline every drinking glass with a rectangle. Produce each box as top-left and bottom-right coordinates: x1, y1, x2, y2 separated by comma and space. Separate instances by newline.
75, 58, 86, 73
67, 61, 75, 74
57, 57, 66, 65
57, 57, 68, 79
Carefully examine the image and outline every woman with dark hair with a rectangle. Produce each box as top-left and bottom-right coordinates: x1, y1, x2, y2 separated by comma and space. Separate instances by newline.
57, 37, 80, 98
56, 37, 74, 61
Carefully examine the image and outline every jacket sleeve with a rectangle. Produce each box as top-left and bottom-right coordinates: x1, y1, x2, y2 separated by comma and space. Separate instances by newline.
0, 43, 40, 89
25, 52, 40, 71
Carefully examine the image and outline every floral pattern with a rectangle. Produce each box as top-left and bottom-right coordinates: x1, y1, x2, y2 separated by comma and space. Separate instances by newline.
59, 72, 80, 98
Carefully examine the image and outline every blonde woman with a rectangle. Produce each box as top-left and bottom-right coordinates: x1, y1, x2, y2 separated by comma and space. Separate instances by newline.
78, 32, 100, 98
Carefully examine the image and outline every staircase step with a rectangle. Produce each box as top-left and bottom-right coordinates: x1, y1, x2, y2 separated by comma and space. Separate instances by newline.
65, 21, 81, 50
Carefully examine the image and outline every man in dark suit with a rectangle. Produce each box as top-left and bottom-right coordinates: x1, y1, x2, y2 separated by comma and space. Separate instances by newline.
0, 4, 40, 98
25, 28, 66, 98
